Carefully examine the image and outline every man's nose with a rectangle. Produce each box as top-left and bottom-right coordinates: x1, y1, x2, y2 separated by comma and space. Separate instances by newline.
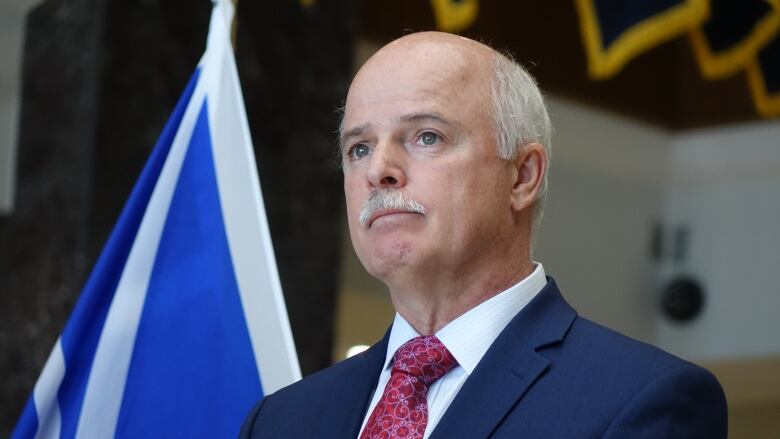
366, 141, 407, 189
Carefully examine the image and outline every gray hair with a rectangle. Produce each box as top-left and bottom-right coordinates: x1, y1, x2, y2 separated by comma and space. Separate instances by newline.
491, 52, 552, 230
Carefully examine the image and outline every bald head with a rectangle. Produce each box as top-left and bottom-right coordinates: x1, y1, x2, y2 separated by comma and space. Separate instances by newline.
347, 34, 488, 123
344, 33, 495, 145
360, 32, 496, 76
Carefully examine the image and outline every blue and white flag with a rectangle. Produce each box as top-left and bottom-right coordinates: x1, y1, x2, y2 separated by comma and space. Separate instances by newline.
12, 1, 301, 437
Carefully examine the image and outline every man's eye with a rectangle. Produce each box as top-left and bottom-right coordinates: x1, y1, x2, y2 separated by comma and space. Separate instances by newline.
420, 131, 440, 146
350, 144, 371, 159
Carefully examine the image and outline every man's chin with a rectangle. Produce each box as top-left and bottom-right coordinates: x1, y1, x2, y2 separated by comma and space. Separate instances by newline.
363, 241, 420, 279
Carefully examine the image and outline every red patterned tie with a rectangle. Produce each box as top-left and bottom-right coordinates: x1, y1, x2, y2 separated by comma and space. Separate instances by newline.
359, 335, 457, 439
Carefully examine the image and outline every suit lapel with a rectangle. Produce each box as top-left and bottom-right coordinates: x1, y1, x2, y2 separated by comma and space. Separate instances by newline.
430, 279, 576, 439
429, 339, 550, 439
319, 330, 389, 437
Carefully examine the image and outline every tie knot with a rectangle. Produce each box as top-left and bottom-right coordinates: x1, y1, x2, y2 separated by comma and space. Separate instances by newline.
392, 335, 457, 386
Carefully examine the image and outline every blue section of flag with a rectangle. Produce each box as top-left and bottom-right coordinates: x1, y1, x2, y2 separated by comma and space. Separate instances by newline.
10, 69, 201, 439
114, 100, 262, 438
11, 396, 38, 439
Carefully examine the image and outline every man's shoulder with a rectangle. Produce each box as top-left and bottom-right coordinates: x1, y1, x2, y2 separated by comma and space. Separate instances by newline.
566, 315, 706, 377
260, 343, 382, 416
478, 297, 727, 437
557, 316, 727, 437
529, 279, 716, 382
549, 314, 725, 416
238, 360, 354, 438
238, 340, 387, 438
517, 279, 724, 412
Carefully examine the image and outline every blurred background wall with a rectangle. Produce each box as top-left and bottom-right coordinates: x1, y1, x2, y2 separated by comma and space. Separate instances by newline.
2, 0, 779, 437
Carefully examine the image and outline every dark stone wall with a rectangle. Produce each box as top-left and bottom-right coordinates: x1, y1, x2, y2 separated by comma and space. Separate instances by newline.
0, 0, 354, 434
0, 0, 109, 434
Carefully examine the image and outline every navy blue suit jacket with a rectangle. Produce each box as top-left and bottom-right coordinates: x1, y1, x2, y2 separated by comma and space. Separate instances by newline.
239, 279, 727, 438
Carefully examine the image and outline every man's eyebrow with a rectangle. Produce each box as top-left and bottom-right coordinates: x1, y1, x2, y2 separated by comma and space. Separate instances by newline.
339, 124, 370, 149
399, 112, 455, 126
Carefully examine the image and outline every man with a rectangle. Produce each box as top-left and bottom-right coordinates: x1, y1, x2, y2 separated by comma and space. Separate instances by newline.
240, 32, 727, 438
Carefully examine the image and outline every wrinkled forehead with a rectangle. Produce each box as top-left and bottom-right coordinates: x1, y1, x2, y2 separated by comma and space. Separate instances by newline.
343, 37, 494, 128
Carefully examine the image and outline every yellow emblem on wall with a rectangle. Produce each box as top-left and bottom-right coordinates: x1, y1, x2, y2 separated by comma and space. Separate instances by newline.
431, 0, 479, 33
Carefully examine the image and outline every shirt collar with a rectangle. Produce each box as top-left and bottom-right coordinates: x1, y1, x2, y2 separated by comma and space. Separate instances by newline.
382, 263, 548, 374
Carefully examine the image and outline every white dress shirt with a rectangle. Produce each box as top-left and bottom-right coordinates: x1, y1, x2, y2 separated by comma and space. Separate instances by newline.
357, 263, 548, 439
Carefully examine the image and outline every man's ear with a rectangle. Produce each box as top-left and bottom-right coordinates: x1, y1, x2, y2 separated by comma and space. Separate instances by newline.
510, 142, 547, 212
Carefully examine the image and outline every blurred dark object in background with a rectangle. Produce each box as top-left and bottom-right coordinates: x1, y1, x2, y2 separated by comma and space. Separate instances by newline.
662, 277, 706, 322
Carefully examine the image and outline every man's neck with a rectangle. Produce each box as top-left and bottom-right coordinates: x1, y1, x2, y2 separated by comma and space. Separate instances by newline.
386, 259, 535, 335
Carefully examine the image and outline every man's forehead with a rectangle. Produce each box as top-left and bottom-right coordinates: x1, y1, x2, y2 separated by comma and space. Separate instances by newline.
344, 37, 492, 118
340, 82, 475, 143
353, 36, 491, 84
376, 31, 494, 61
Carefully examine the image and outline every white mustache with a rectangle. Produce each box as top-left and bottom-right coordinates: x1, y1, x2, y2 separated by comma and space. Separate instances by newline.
359, 190, 426, 226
